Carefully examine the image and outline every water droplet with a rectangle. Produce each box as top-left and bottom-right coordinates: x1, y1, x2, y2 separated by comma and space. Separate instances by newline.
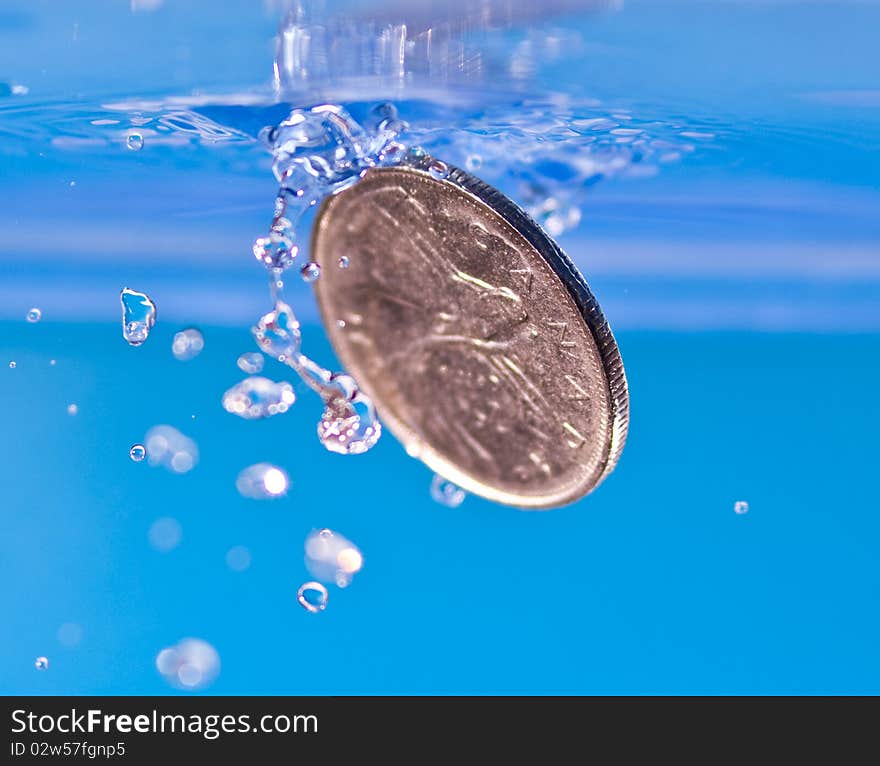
222, 377, 295, 420
235, 463, 289, 499
57, 622, 83, 647
129, 443, 146, 462
300, 262, 321, 283
8, 361, 16, 369
427, 160, 449, 180
156, 638, 219, 690
66, 403, 78, 416
430, 474, 466, 508
148, 517, 182, 552
144, 425, 199, 473
236, 352, 264, 374
335, 319, 346, 329
49, 359, 56, 366
734, 500, 749, 515
252, 301, 301, 361
225, 545, 251, 572
171, 328, 204, 361
337, 255, 350, 269
304, 528, 364, 586
127, 132, 144, 151
26, 307, 41, 323
120, 287, 157, 346
35, 656, 49, 671
297, 581, 328, 613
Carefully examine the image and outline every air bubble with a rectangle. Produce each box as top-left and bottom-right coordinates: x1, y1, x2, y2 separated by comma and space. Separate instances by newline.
465, 154, 483, 172
235, 463, 289, 500
156, 638, 220, 691
26, 307, 41, 323
127, 133, 144, 151
297, 581, 328, 613
337, 256, 350, 269
225, 546, 252, 572
66, 403, 78, 416
8, 361, 16, 369
144, 425, 199, 473
35, 656, 49, 671
428, 160, 449, 180
304, 528, 364, 587
734, 500, 749, 515
120, 287, 157, 346
237, 352, 264, 374
148, 517, 182, 552
430, 474, 466, 507
300, 262, 321, 283
129, 443, 146, 462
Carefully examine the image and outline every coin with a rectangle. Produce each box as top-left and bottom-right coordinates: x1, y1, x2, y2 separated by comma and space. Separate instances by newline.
311, 157, 629, 509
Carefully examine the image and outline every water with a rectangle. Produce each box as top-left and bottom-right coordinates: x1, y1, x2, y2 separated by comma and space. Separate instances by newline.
2, 0, 880, 695
304, 528, 364, 588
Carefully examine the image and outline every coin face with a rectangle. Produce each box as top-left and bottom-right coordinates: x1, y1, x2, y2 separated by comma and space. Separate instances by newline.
311, 160, 629, 508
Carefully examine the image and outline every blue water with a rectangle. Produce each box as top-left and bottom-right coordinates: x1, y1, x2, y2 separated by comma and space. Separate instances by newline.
1, 0, 879, 694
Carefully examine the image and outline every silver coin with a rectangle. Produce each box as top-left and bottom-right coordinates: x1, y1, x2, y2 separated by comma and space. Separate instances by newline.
311, 157, 629, 508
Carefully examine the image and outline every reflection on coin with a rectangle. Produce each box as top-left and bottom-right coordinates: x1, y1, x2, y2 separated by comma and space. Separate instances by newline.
311, 159, 628, 509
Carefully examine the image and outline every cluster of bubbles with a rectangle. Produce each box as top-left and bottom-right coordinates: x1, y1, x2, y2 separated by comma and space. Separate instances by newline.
155, 638, 220, 691
222, 377, 296, 420
235, 463, 290, 500
144, 425, 199, 474
430, 474, 467, 508
171, 328, 204, 361
228, 103, 409, 459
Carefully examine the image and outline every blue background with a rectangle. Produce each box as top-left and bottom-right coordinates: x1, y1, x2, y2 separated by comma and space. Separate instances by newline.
1, 0, 879, 694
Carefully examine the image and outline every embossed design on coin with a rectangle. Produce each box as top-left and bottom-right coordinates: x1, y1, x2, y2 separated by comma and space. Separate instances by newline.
312, 163, 628, 508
